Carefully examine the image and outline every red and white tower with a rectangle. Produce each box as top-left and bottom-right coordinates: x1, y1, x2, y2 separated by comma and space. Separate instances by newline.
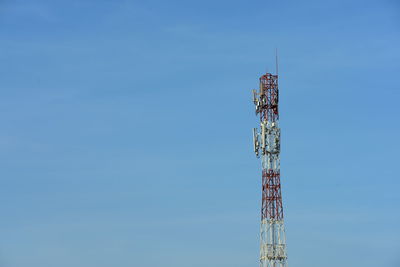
252, 72, 288, 267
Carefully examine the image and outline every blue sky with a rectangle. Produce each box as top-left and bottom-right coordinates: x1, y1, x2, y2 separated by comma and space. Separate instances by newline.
0, 0, 399, 266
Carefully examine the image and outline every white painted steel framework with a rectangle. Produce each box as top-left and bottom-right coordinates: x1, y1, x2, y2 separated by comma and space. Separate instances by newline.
253, 73, 288, 267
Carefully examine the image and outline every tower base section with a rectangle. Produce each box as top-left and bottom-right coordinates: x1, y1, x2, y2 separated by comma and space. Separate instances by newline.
260, 219, 287, 267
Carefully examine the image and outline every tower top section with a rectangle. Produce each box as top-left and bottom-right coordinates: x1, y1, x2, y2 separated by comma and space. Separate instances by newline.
252, 73, 279, 123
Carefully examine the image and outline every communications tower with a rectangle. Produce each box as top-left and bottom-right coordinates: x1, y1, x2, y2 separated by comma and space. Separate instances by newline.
252, 71, 288, 267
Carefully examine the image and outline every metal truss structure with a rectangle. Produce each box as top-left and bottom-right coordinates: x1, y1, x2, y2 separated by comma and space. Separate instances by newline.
252, 72, 288, 267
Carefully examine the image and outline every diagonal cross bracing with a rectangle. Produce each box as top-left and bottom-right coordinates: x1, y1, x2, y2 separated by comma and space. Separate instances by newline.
252, 73, 288, 267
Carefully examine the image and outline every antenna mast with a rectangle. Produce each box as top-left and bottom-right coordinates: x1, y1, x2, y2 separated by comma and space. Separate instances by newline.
275, 48, 279, 76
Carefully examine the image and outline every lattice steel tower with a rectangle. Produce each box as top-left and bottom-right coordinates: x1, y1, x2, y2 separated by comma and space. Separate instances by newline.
252, 71, 288, 267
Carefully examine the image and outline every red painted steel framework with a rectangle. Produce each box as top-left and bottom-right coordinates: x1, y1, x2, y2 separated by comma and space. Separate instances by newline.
259, 73, 283, 222
253, 71, 287, 267
262, 169, 283, 221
